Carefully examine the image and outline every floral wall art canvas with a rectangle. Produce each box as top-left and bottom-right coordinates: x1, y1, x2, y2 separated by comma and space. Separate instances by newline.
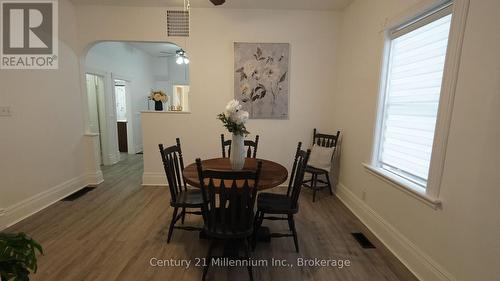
234, 42, 289, 119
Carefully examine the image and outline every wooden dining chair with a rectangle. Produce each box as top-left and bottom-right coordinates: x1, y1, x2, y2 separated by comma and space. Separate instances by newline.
196, 158, 262, 281
159, 138, 204, 243
302, 129, 341, 202
220, 134, 260, 158
253, 142, 311, 252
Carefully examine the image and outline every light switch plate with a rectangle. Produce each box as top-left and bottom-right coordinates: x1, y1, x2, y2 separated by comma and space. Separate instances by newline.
0, 106, 12, 116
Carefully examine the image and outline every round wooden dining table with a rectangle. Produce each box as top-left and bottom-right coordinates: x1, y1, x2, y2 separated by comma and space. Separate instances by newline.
183, 157, 288, 190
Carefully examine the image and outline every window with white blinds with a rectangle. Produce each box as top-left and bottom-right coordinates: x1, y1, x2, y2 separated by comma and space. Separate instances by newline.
376, 4, 453, 187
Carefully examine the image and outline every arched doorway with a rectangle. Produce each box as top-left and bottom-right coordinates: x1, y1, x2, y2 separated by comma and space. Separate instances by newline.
83, 41, 190, 172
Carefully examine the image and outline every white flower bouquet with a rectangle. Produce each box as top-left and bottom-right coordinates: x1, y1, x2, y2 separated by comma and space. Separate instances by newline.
217, 99, 250, 136
149, 90, 168, 102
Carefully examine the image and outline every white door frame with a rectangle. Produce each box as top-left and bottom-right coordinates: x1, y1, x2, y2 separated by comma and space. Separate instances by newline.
85, 70, 119, 166
86, 67, 125, 165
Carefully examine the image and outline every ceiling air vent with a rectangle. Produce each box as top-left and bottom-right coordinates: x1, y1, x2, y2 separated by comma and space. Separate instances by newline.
167, 10, 190, 37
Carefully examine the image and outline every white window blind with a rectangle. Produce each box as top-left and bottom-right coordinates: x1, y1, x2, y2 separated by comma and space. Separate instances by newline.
378, 5, 453, 187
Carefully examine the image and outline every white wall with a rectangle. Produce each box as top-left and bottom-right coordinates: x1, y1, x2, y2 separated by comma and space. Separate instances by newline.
75, 6, 341, 186
332, 0, 500, 280
0, 0, 90, 229
86, 42, 155, 154
151, 57, 171, 109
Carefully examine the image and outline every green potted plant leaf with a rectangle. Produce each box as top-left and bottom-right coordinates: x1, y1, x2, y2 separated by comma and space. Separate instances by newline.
0, 232, 43, 281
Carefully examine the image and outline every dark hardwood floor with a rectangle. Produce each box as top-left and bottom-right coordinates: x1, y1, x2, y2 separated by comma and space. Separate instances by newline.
7, 154, 417, 281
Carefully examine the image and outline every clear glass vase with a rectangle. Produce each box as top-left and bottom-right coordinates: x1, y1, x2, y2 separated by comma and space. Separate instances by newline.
230, 134, 246, 170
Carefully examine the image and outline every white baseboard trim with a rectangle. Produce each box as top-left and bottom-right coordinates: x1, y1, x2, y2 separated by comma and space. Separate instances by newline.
86, 170, 104, 186
111, 152, 120, 164
0, 174, 89, 231
336, 183, 456, 281
142, 172, 167, 187
134, 144, 143, 154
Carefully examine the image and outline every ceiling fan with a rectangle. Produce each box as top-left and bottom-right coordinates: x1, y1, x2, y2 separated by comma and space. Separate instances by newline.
209, 0, 226, 6
159, 49, 190, 64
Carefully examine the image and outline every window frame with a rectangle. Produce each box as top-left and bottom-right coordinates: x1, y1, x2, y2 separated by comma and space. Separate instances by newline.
377, 3, 453, 189
367, 0, 470, 208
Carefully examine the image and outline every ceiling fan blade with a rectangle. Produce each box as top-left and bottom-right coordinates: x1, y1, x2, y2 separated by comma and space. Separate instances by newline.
209, 0, 225, 6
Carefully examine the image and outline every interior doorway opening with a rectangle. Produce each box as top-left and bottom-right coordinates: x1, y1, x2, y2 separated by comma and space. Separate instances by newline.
114, 79, 129, 154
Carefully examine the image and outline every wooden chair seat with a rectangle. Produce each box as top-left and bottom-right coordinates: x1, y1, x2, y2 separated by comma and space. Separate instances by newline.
257, 193, 297, 214
305, 165, 328, 174
171, 190, 204, 208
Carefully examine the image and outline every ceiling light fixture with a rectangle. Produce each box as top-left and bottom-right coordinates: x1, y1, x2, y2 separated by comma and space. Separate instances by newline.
175, 49, 189, 65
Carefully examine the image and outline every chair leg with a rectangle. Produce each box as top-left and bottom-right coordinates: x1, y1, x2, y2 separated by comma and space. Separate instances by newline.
181, 207, 186, 224
252, 211, 260, 250
301, 172, 311, 188
259, 211, 265, 226
325, 172, 333, 195
288, 214, 299, 253
312, 174, 318, 202
167, 207, 179, 243
252, 211, 264, 250
244, 238, 254, 281
202, 240, 215, 281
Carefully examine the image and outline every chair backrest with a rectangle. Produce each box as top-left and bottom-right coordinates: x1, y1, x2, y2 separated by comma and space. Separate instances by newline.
286, 142, 311, 209
159, 138, 186, 203
220, 134, 260, 158
196, 158, 262, 235
313, 128, 340, 148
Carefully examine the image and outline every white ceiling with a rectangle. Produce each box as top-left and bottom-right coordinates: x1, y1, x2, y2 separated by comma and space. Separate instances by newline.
70, 0, 353, 11
128, 42, 181, 57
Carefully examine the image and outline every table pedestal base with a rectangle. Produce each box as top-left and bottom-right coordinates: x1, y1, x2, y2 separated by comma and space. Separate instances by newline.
255, 226, 271, 242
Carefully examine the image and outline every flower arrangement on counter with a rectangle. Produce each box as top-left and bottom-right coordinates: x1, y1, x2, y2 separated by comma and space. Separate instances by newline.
149, 90, 168, 111
217, 99, 250, 136
149, 90, 168, 103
